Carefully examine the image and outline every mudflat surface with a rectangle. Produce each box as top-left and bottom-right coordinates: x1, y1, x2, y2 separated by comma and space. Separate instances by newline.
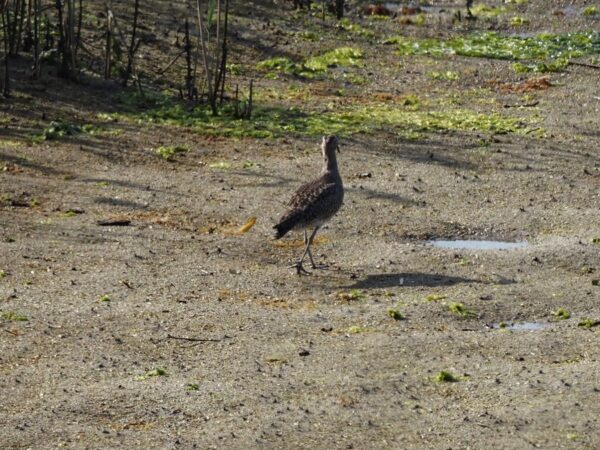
1, 1, 600, 449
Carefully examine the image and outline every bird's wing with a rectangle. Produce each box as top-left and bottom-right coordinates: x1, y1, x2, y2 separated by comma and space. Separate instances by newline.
287, 179, 337, 210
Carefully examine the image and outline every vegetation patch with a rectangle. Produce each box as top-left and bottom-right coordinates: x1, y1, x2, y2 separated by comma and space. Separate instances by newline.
391, 31, 600, 72
428, 70, 459, 81
155, 145, 188, 161
338, 18, 374, 38
471, 4, 508, 17
509, 16, 530, 27
63, 210, 78, 217
285, 104, 537, 138
346, 325, 367, 334
304, 47, 363, 72
115, 85, 539, 139
449, 302, 476, 318
257, 47, 363, 79
387, 308, 405, 320
0, 140, 23, 148
578, 318, 600, 329
33, 121, 116, 142
338, 289, 364, 301
435, 370, 460, 382
136, 368, 168, 380
551, 307, 570, 320
2, 311, 28, 321
35, 121, 83, 141
511, 59, 568, 74
256, 57, 296, 77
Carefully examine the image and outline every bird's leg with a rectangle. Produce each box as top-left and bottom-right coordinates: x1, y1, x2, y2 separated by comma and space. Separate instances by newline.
304, 229, 317, 269
294, 227, 319, 275
292, 227, 319, 275
307, 227, 330, 270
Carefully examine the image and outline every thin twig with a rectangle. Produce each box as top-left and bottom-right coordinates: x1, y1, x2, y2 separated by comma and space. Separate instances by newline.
166, 333, 223, 342
503, 101, 539, 108
196, 0, 215, 112
157, 49, 185, 76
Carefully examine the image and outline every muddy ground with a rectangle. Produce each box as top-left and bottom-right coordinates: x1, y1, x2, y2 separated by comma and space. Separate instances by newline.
1, 1, 600, 449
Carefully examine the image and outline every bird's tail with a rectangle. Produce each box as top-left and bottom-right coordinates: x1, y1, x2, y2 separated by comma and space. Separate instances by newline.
273, 215, 296, 240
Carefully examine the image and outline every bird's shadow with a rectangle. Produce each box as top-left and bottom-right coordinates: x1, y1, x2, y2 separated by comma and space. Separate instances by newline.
344, 272, 480, 289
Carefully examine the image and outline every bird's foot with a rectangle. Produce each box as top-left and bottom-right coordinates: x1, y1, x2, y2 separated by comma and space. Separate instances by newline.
311, 263, 329, 270
289, 262, 312, 275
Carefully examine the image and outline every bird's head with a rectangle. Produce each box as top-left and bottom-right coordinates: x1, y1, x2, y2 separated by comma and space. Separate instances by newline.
321, 135, 340, 157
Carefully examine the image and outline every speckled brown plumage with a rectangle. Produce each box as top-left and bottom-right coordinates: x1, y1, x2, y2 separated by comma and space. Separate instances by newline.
274, 135, 344, 274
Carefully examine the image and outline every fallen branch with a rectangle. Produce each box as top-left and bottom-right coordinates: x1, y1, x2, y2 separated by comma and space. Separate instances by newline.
525, 127, 543, 135
568, 61, 600, 70
97, 219, 131, 226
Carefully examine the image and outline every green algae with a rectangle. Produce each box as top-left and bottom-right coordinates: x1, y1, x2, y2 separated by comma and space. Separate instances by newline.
391, 31, 600, 72
114, 89, 538, 139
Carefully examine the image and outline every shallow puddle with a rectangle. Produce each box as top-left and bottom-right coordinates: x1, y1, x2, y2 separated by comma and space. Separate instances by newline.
493, 322, 549, 331
427, 240, 528, 250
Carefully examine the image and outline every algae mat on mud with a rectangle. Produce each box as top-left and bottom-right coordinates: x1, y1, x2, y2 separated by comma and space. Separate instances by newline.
389, 31, 600, 72
113, 92, 540, 139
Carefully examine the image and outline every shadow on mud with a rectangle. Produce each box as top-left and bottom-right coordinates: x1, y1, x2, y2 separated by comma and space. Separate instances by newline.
346, 272, 479, 289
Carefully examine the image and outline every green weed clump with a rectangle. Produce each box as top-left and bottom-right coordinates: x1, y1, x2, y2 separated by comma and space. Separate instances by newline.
471, 4, 507, 17
2, 311, 28, 321
510, 16, 530, 26
33, 121, 114, 142
435, 370, 459, 382
36, 121, 82, 141
512, 59, 569, 73
338, 18, 374, 38
347, 325, 367, 334
338, 289, 364, 301
155, 145, 188, 160
304, 47, 363, 72
225, 63, 242, 75
583, 5, 598, 16
387, 308, 405, 320
449, 302, 475, 318
136, 368, 168, 380
256, 57, 297, 76
256, 47, 363, 79
428, 70, 459, 81
578, 318, 600, 329
551, 307, 570, 320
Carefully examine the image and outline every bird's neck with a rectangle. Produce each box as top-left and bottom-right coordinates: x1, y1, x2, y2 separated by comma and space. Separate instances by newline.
322, 153, 339, 174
